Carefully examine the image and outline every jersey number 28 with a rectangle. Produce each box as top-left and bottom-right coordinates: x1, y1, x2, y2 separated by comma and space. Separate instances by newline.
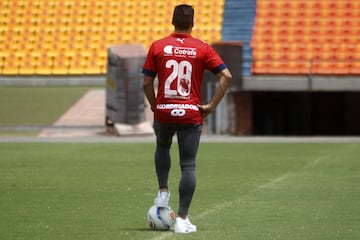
165, 60, 192, 97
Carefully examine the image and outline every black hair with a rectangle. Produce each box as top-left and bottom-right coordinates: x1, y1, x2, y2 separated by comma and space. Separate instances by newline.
172, 4, 194, 30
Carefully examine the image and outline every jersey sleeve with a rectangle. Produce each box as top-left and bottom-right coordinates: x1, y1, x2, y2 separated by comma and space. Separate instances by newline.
142, 43, 157, 78
204, 45, 227, 74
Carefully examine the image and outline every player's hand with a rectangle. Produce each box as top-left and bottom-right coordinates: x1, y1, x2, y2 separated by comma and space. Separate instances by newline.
197, 104, 215, 119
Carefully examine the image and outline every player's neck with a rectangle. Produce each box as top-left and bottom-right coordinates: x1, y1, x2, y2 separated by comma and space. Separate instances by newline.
174, 28, 192, 34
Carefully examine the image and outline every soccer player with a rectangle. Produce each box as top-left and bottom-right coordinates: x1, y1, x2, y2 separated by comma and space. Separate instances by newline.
142, 4, 232, 233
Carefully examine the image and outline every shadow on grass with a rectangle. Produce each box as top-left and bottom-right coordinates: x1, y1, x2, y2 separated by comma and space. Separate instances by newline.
120, 227, 173, 233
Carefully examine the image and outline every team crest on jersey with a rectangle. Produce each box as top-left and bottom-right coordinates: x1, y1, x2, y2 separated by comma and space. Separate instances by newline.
163, 45, 197, 58
179, 78, 190, 95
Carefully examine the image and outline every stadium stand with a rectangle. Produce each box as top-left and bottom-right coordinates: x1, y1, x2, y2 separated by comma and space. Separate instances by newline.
0, 0, 224, 76
251, 0, 360, 75
2, 0, 359, 78
222, 0, 256, 77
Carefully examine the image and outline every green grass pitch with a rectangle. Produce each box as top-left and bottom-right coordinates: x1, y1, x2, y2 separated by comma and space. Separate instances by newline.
1, 142, 359, 240
0, 87, 92, 136
0, 87, 91, 126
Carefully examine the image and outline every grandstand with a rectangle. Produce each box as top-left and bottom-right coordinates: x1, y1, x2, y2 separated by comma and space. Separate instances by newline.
222, 0, 360, 136
0, 0, 223, 77
1, 0, 360, 135
252, 0, 360, 75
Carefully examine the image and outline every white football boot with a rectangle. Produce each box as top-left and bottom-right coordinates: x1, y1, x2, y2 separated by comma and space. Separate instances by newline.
154, 191, 170, 208
174, 217, 197, 233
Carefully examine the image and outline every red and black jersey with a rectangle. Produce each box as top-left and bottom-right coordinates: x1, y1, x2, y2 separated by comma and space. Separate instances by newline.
142, 33, 226, 124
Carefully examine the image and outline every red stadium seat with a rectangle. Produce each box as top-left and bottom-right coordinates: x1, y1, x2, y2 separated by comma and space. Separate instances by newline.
350, 61, 360, 74
252, 0, 360, 75
332, 61, 350, 75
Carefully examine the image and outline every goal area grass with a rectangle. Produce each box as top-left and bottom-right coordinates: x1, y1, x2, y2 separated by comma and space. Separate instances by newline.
1, 142, 359, 240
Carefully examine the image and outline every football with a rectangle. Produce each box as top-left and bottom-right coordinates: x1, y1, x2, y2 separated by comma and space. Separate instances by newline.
147, 205, 175, 230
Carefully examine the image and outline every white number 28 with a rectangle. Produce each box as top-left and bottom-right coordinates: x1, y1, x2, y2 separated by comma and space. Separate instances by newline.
164, 60, 192, 97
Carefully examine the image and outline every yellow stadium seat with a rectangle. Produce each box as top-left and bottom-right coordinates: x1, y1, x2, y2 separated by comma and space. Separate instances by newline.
68, 58, 86, 75
52, 57, 70, 75
2, 57, 20, 75
1, 0, 224, 75
19, 60, 36, 75
0, 52, 9, 74
84, 59, 103, 75
35, 60, 52, 75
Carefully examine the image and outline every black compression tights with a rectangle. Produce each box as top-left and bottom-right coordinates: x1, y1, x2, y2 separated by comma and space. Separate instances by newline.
154, 121, 202, 216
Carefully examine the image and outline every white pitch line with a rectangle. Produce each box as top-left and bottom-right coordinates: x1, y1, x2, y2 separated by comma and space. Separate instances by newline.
150, 171, 296, 240
151, 232, 174, 240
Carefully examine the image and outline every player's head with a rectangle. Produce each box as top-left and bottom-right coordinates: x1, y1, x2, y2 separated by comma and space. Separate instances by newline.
172, 4, 194, 31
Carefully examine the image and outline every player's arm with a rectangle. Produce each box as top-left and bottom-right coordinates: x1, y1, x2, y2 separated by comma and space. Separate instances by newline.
198, 68, 232, 118
143, 75, 156, 111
